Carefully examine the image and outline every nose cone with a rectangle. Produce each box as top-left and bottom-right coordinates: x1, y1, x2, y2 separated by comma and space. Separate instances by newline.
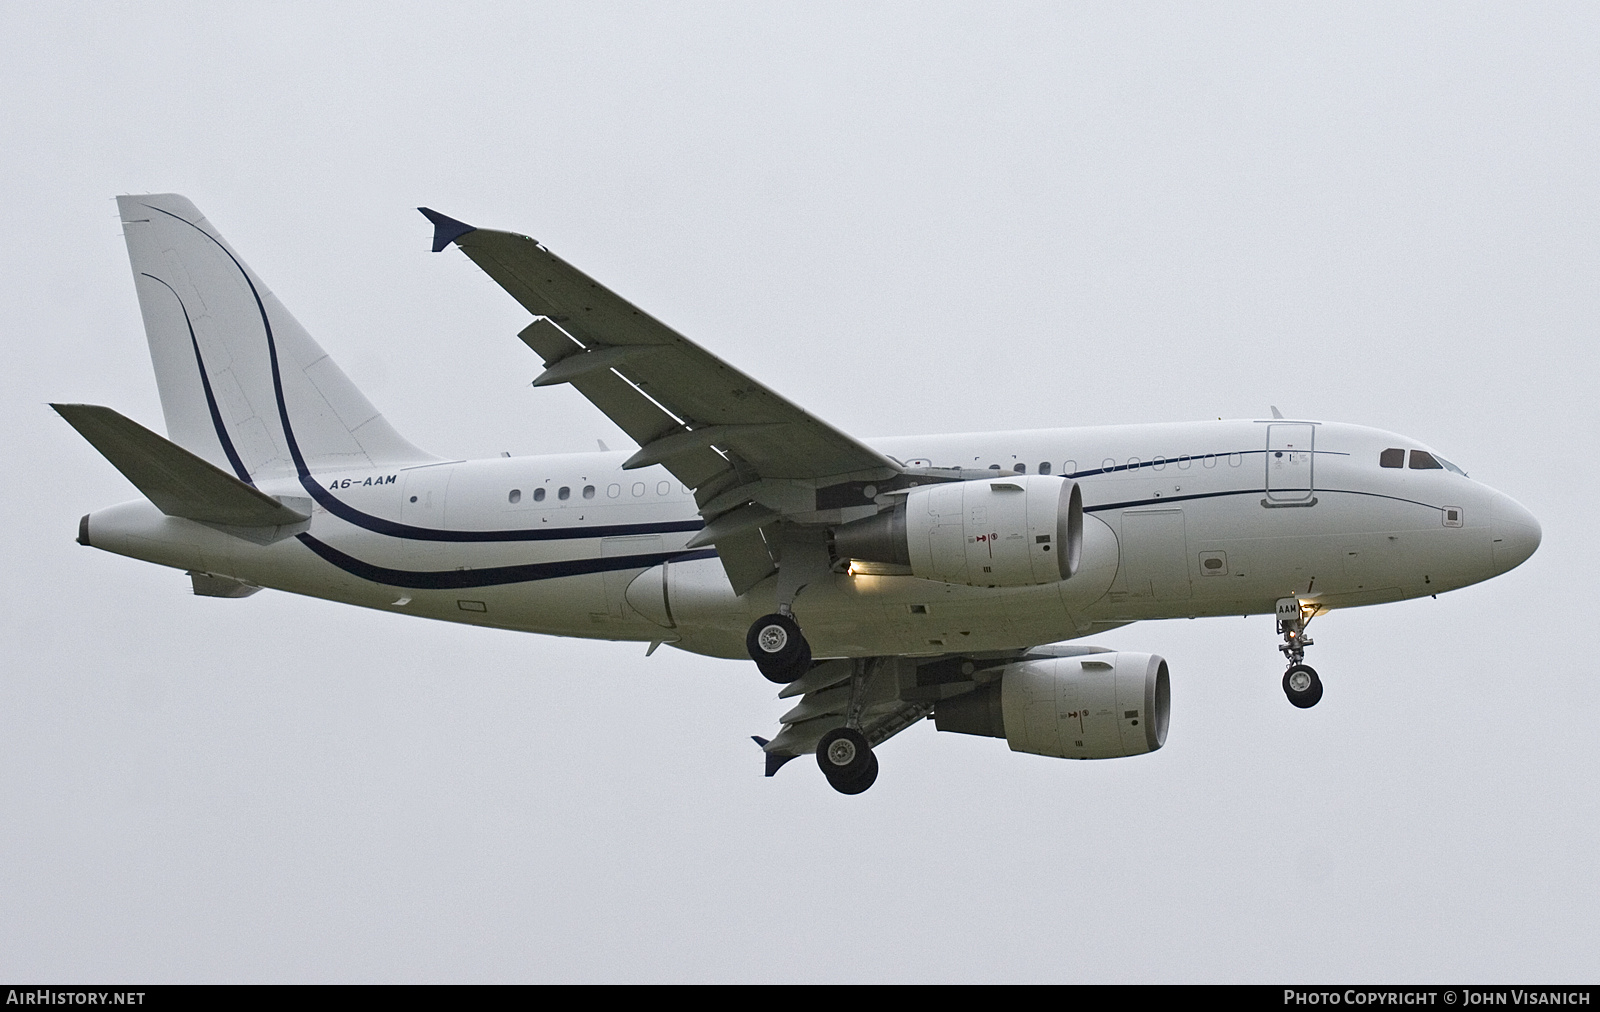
1491, 493, 1541, 574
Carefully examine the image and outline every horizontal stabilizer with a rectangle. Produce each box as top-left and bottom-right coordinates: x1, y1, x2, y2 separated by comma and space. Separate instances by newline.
52, 403, 311, 527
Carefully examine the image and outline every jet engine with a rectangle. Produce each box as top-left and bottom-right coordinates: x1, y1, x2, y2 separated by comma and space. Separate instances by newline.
833, 475, 1083, 588
934, 651, 1170, 760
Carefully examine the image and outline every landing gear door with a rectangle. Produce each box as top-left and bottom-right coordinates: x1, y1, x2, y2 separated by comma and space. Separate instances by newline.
1265, 423, 1316, 503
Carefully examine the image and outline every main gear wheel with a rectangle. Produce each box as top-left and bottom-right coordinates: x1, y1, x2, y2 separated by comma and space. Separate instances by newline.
746, 612, 812, 683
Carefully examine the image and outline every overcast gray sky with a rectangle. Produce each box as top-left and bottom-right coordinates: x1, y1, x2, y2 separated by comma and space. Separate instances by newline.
2, 2, 1596, 983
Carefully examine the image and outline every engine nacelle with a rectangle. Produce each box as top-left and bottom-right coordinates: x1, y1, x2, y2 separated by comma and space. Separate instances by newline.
934, 651, 1170, 760
834, 475, 1083, 588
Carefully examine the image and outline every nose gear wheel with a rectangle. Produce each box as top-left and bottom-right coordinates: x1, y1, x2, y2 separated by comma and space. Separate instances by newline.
1283, 664, 1323, 708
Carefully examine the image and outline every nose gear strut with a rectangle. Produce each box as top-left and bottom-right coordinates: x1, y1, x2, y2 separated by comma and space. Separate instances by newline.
1276, 597, 1324, 708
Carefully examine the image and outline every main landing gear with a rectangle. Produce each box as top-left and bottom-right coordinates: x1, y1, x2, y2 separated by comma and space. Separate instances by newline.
1276, 596, 1324, 708
747, 600, 879, 794
747, 611, 812, 684
815, 726, 878, 795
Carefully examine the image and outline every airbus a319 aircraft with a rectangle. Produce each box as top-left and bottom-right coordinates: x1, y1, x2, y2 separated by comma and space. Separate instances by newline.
57, 194, 1541, 794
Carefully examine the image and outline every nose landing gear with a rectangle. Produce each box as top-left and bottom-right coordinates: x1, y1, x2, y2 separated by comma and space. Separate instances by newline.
1276, 597, 1324, 708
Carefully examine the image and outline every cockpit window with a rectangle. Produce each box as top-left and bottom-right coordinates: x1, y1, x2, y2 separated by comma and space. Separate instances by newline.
1384, 446, 1468, 474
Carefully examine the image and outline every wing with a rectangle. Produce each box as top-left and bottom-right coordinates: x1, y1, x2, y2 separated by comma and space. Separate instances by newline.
421, 209, 901, 593
760, 657, 935, 765
756, 645, 1109, 772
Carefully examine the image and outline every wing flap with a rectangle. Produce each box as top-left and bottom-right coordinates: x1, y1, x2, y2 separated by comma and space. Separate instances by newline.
711, 527, 777, 597
760, 656, 933, 760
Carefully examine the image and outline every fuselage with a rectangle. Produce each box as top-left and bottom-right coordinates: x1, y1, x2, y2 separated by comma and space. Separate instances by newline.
80, 417, 1541, 660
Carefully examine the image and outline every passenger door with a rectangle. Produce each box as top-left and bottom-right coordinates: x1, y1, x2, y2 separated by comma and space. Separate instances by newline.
1265, 423, 1316, 504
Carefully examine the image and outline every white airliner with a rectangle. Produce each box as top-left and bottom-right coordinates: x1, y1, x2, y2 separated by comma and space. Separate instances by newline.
57, 194, 1541, 794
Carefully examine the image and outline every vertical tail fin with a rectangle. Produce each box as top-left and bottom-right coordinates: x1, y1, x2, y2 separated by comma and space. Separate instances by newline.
117, 194, 435, 482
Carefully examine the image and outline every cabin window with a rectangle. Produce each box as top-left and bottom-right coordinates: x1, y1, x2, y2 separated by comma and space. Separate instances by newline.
583, 485, 596, 499
632, 482, 646, 497
1229, 453, 1243, 467
1014, 462, 1026, 473
1202, 454, 1217, 468
558, 486, 571, 500
1380, 448, 1404, 468
1127, 456, 1142, 470
1409, 450, 1444, 470
1062, 460, 1077, 475
508, 489, 521, 504
657, 481, 671, 495
1101, 457, 1117, 473
1039, 461, 1052, 474
1177, 455, 1192, 470
1152, 456, 1166, 471
607, 484, 620, 498
533, 487, 546, 502
989, 464, 1001, 471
